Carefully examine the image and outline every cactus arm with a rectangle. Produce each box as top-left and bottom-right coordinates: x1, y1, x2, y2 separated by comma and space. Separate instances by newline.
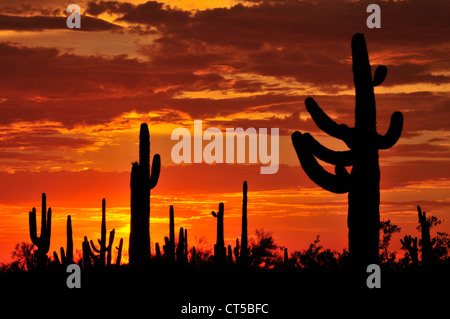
377, 112, 403, 150
116, 238, 123, 265
29, 208, 39, 246
90, 240, 101, 253
53, 251, 61, 265
303, 133, 354, 166
292, 131, 350, 194
106, 229, 115, 250
149, 154, 161, 189
305, 97, 353, 145
60, 247, 66, 263
372, 65, 387, 87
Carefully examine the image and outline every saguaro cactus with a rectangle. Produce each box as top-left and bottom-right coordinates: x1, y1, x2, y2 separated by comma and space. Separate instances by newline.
90, 198, 115, 267
291, 34, 403, 267
163, 205, 176, 262
115, 238, 123, 266
129, 123, 161, 265
176, 227, 185, 263
53, 215, 73, 265
212, 203, 226, 264
240, 181, 249, 264
29, 193, 52, 269
417, 205, 433, 268
82, 236, 94, 269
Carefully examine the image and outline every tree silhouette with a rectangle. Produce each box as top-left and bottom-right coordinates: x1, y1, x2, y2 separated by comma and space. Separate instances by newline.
379, 219, 401, 266
249, 229, 282, 268
291, 236, 338, 269
7, 242, 35, 272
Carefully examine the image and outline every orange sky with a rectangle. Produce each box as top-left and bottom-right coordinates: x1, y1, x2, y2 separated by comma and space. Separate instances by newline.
0, 0, 449, 263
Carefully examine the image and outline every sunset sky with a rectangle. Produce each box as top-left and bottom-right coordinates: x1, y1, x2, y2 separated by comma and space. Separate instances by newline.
0, 0, 449, 263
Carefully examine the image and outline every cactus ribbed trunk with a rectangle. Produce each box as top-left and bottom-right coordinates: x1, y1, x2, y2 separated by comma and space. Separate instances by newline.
347, 34, 381, 268
129, 123, 160, 266
291, 34, 403, 269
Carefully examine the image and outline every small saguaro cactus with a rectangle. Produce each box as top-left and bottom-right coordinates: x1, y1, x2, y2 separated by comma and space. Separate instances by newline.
176, 227, 185, 263
284, 248, 289, 265
417, 205, 433, 268
212, 203, 226, 264
184, 228, 188, 261
240, 181, 249, 264
29, 193, 52, 269
82, 236, 94, 269
233, 238, 240, 261
90, 198, 115, 267
115, 238, 123, 266
129, 123, 161, 266
155, 242, 162, 260
53, 215, 74, 266
163, 205, 176, 262
227, 245, 233, 264
291, 33, 403, 268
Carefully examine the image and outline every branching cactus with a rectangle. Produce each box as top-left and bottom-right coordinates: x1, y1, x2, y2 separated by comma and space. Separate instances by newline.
212, 203, 226, 264
29, 193, 52, 269
90, 198, 115, 267
53, 215, 73, 266
129, 123, 161, 266
291, 33, 403, 267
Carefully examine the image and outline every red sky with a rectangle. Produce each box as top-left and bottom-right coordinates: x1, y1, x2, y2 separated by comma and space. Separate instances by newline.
0, 0, 449, 263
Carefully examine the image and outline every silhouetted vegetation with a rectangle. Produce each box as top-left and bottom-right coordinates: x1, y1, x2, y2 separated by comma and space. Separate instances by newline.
1, 34, 449, 312
291, 33, 403, 268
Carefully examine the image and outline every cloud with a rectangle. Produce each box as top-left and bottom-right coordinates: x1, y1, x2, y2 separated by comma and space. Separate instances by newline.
0, 14, 122, 31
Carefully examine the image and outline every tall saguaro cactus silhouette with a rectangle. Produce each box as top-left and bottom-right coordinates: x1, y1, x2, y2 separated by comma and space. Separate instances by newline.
90, 198, 115, 267
129, 123, 161, 265
29, 193, 52, 269
163, 205, 176, 262
291, 33, 403, 267
212, 203, 226, 264
240, 181, 249, 264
